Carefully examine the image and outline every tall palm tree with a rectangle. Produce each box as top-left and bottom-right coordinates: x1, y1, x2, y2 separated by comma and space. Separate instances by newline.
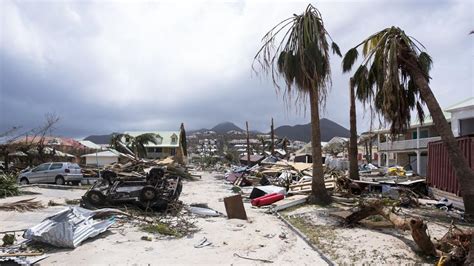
254, 4, 341, 205
348, 78, 360, 180
342, 26, 474, 217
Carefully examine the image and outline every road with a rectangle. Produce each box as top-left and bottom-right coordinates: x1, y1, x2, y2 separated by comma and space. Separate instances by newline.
0, 171, 327, 265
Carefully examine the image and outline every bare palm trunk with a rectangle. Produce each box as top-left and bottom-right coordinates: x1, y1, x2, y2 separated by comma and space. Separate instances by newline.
308, 88, 331, 205
246, 121, 250, 165
349, 78, 360, 180
271, 118, 275, 155
368, 136, 373, 163
406, 57, 474, 218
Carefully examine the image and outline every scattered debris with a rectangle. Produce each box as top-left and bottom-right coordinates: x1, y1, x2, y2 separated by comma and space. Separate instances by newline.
188, 206, 221, 217
141, 235, 152, 241
2, 234, 15, 246
194, 237, 212, 248
223, 194, 247, 220
233, 253, 273, 263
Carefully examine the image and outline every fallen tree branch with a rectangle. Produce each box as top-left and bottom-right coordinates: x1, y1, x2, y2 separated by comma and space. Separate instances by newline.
233, 253, 273, 263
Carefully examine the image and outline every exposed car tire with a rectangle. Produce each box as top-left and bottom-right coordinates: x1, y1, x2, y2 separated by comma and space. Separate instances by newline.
55, 176, 65, 185
20, 177, 29, 185
87, 190, 106, 205
140, 186, 157, 202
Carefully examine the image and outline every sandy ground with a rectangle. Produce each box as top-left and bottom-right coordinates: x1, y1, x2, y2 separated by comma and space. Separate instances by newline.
0, 172, 327, 265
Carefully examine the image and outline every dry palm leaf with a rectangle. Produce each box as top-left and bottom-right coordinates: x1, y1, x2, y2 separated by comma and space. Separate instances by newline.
0, 198, 44, 212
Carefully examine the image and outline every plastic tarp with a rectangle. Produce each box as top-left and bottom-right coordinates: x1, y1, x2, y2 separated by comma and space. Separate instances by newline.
249, 185, 286, 199
24, 207, 125, 248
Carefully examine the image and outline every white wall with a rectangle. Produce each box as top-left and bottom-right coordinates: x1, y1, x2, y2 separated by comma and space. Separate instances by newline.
450, 108, 474, 137
85, 156, 118, 166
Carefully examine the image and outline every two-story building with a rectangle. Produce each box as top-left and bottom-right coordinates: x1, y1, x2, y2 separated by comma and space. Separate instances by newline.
375, 97, 474, 176
123, 131, 186, 162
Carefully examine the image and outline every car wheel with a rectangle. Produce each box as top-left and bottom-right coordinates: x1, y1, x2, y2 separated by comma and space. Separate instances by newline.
20, 177, 29, 185
55, 176, 65, 185
140, 186, 157, 202
87, 190, 105, 205
71, 181, 80, 186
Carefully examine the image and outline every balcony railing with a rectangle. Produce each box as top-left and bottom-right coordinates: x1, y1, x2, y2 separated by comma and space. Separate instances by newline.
379, 136, 441, 151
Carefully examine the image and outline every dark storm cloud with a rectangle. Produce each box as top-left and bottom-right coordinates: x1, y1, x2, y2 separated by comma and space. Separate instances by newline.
1, 0, 472, 138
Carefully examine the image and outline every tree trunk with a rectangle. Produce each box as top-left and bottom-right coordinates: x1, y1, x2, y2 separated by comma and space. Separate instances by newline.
405, 57, 474, 218
345, 200, 437, 256
307, 88, 331, 205
349, 78, 360, 180
368, 135, 373, 163
246, 121, 250, 166
271, 118, 275, 155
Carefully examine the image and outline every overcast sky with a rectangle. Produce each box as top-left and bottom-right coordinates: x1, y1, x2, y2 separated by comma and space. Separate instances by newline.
1, 0, 473, 138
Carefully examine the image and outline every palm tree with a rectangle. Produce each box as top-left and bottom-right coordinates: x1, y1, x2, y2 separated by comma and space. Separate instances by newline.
130, 133, 158, 158
342, 26, 474, 217
254, 4, 341, 205
348, 78, 360, 180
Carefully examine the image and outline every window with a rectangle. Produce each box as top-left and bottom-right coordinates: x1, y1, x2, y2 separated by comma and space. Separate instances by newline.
170, 148, 176, 156
50, 163, 63, 170
34, 164, 50, 172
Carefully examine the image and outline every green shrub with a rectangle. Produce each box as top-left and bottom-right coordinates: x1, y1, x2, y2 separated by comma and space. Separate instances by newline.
0, 173, 20, 198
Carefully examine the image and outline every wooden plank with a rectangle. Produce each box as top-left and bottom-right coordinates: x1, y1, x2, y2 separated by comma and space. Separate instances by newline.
223, 194, 247, 220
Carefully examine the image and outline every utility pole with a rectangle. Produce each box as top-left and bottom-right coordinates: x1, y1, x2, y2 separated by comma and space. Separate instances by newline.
271, 118, 275, 155
246, 121, 251, 166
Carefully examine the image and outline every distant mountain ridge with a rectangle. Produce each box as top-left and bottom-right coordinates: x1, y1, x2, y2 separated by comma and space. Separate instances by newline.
211, 122, 243, 134
273, 118, 350, 142
83, 119, 349, 144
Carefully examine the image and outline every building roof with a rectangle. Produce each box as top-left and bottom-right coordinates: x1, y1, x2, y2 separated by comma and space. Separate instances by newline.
13, 136, 86, 149
78, 140, 102, 150
445, 97, 474, 112
123, 131, 180, 148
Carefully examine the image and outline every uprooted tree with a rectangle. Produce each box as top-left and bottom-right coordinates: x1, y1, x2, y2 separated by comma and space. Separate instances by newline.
342, 26, 474, 218
345, 199, 473, 264
254, 4, 342, 205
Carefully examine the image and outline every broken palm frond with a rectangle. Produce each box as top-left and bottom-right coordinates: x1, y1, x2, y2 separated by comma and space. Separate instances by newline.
0, 198, 44, 212
345, 199, 473, 263
0, 173, 20, 198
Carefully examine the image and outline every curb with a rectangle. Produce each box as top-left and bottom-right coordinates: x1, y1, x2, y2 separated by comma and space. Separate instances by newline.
274, 211, 334, 266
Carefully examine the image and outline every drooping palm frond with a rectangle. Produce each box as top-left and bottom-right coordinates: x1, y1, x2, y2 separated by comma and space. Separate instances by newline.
132, 133, 158, 158
253, 4, 341, 107
342, 26, 432, 135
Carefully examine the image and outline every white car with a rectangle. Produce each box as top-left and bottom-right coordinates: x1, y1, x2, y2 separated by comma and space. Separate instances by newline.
18, 162, 83, 185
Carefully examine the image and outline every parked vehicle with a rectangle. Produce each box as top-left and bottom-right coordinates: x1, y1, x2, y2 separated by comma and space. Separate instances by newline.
18, 162, 83, 185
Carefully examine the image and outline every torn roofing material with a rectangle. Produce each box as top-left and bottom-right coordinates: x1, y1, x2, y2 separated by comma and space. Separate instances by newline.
23, 207, 127, 248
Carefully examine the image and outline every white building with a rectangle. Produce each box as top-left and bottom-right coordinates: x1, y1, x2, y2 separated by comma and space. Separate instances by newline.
82, 150, 119, 166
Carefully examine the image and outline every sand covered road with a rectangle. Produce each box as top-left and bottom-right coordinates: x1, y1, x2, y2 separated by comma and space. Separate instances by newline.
0, 171, 327, 265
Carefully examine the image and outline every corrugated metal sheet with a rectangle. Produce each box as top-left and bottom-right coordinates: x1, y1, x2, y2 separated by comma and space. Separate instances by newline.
23, 207, 123, 248
427, 136, 473, 196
